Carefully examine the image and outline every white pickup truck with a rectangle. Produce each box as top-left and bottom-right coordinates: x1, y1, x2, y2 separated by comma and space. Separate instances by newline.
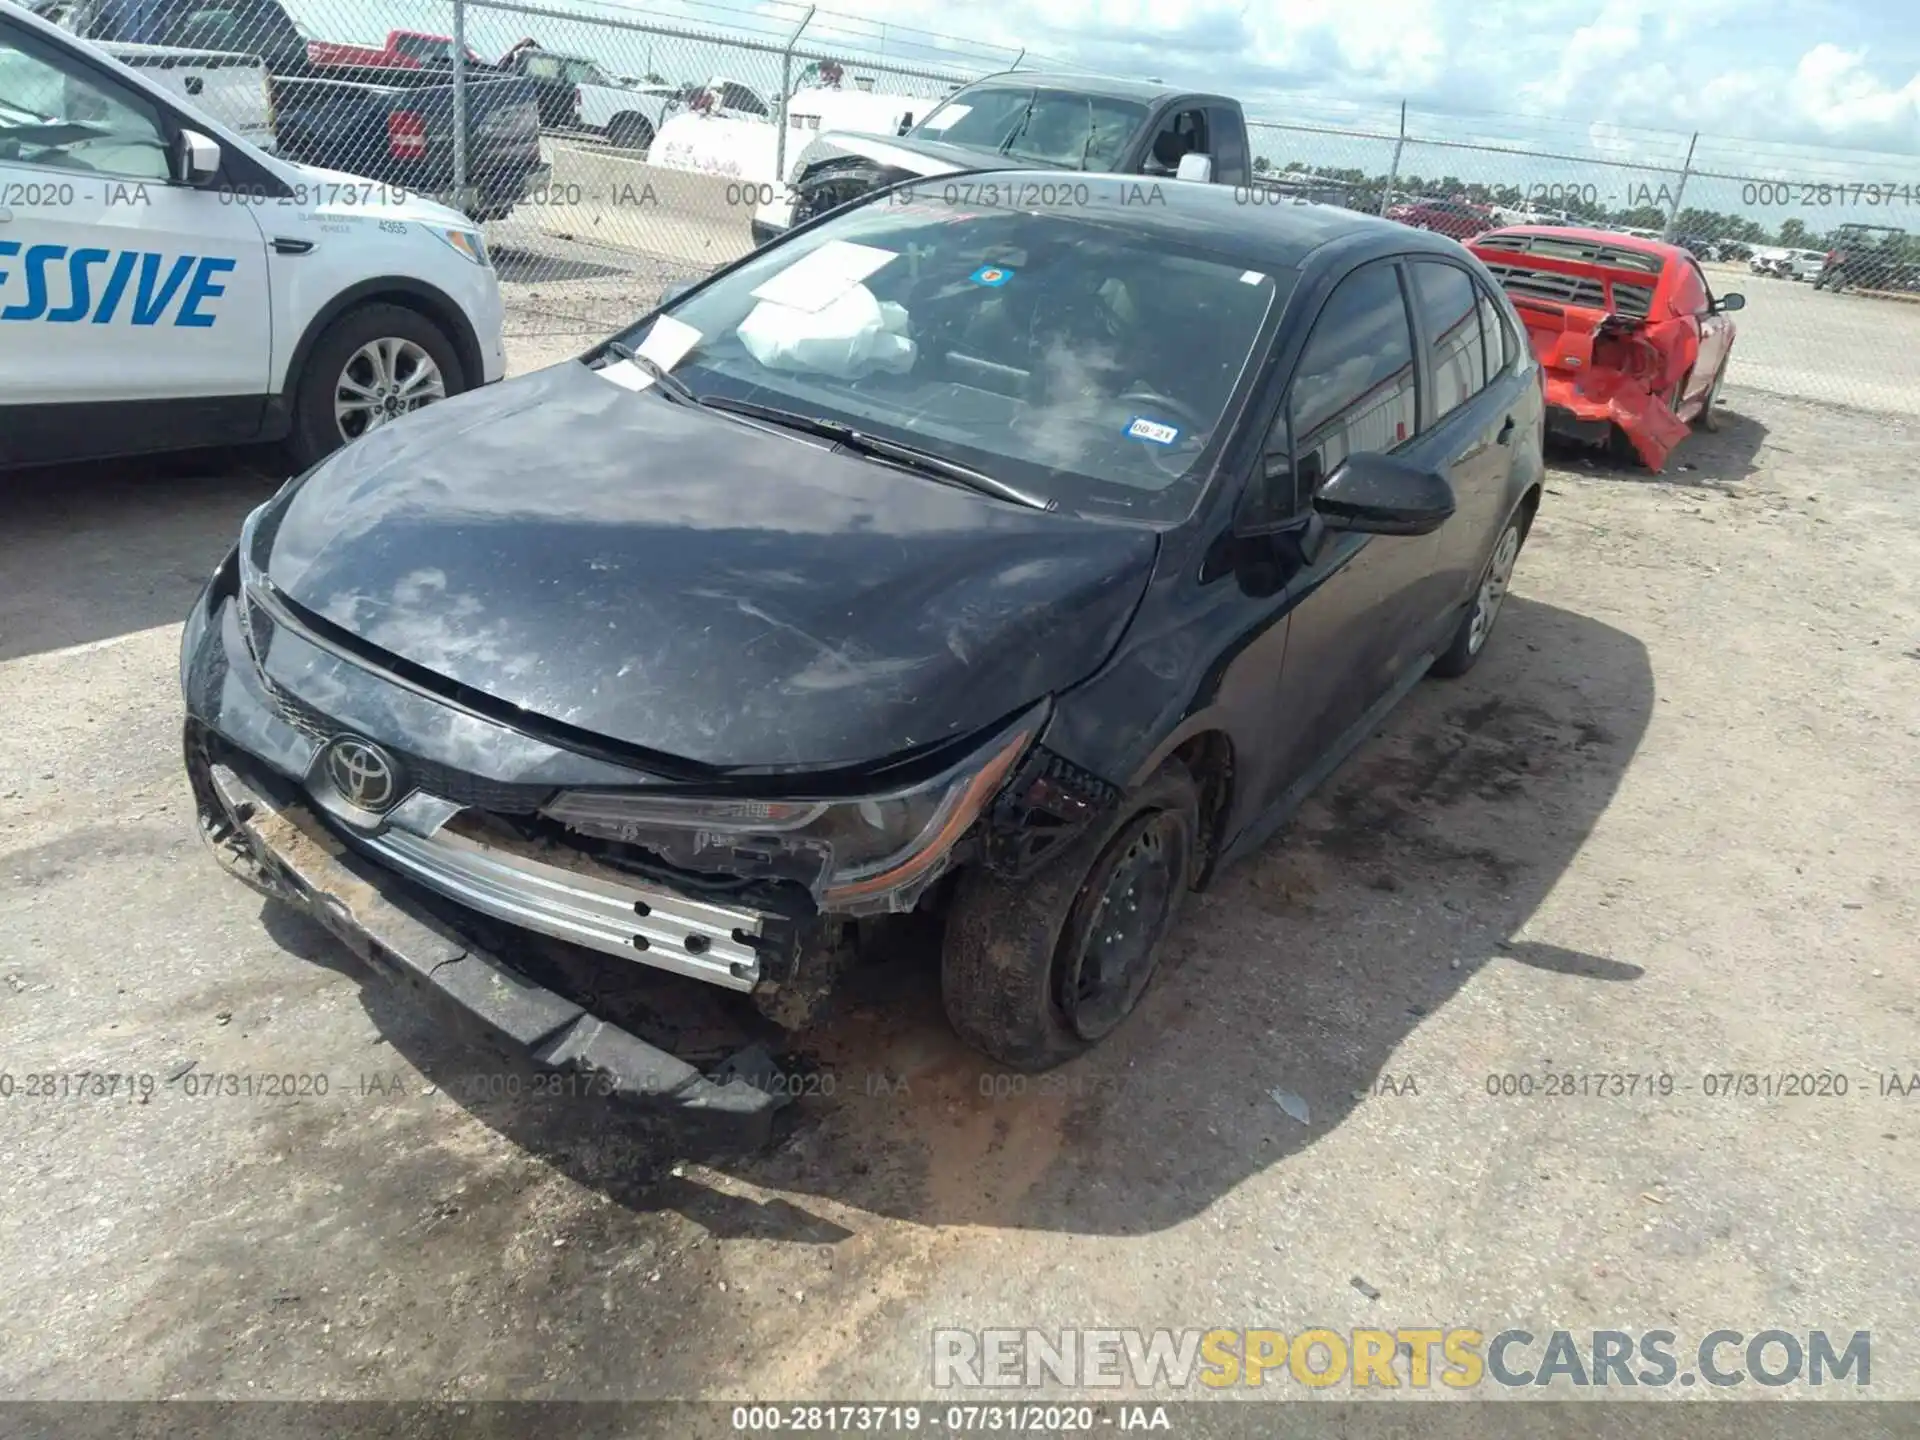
28, 0, 276, 149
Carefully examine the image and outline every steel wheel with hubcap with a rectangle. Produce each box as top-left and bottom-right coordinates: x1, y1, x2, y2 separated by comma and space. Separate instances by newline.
941, 761, 1200, 1069
1431, 514, 1527, 678
1058, 810, 1186, 1042
335, 337, 447, 443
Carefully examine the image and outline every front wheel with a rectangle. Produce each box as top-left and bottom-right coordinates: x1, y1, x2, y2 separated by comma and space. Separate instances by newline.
288, 304, 465, 469
1430, 514, 1525, 678
940, 762, 1200, 1070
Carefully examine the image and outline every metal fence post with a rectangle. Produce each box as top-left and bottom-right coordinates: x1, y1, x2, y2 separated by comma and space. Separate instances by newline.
774, 5, 817, 192
1663, 132, 1698, 241
451, 0, 468, 215
1381, 100, 1406, 213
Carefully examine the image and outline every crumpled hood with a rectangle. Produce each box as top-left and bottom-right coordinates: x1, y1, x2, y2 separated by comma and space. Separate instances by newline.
260, 362, 1157, 771
796, 130, 1027, 182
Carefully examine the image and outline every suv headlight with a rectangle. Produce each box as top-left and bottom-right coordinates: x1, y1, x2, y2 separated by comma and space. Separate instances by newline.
427, 224, 490, 267
541, 707, 1042, 914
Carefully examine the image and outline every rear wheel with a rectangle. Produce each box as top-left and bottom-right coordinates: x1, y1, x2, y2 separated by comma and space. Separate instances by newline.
1431, 513, 1525, 678
1696, 360, 1726, 432
608, 113, 655, 152
941, 762, 1200, 1070
289, 304, 465, 469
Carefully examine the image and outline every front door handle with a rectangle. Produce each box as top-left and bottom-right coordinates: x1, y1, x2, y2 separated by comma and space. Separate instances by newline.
0, 207, 12, 224
1496, 414, 1515, 445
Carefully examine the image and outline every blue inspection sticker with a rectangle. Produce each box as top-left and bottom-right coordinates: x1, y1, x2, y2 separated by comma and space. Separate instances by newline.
970, 264, 1013, 287
1125, 416, 1181, 445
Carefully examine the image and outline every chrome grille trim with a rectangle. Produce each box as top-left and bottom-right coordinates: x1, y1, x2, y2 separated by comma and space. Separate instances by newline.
351, 822, 767, 990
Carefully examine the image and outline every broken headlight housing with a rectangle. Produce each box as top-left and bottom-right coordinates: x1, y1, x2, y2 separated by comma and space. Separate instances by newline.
540, 706, 1042, 915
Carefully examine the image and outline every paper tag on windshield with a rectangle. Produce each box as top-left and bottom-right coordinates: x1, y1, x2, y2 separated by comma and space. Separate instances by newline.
750, 240, 897, 314
600, 315, 703, 391
917, 103, 970, 131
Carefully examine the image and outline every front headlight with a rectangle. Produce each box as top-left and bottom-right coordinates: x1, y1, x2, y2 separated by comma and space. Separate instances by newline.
427, 224, 490, 267
540, 707, 1042, 914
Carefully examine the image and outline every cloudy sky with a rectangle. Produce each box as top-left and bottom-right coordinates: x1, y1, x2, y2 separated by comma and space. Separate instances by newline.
299, 0, 1917, 218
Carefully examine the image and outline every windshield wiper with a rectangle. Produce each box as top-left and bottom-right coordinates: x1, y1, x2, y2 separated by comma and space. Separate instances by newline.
996, 91, 1037, 156
700, 397, 1054, 511
600, 340, 696, 404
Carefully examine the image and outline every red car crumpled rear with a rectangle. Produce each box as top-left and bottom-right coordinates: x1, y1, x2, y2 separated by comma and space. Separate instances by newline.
1470, 227, 1737, 472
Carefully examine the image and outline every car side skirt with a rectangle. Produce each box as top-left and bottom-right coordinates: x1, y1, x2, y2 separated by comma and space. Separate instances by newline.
0, 395, 273, 469
1217, 639, 1444, 870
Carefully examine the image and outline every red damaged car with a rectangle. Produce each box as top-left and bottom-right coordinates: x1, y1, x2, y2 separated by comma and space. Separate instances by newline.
1469, 226, 1743, 471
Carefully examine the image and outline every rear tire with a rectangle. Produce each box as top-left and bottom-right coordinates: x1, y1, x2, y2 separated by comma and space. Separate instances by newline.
1696, 360, 1726, 432
608, 114, 655, 152
940, 762, 1200, 1070
1430, 512, 1526, 679
288, 304, 465, 470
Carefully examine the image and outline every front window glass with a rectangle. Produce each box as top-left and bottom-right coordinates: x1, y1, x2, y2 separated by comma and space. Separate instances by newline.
909, 86, 1145, 171
605, 198, 1288, 520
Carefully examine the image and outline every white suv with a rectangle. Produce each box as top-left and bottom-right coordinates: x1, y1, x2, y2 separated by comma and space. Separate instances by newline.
1, 0, 505, 467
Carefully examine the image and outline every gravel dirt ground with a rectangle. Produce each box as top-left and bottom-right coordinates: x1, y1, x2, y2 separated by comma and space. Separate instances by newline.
1, 260, 1916, 1418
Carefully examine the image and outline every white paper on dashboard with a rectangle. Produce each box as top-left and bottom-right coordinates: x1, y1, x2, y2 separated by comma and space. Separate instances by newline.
917, 103, 970, 131
749, 240, 898, 314
598, 314, 704, 390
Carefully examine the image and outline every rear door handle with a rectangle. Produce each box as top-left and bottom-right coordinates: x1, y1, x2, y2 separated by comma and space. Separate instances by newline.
1496, 415, 1515, 445
0, 207, 12, 224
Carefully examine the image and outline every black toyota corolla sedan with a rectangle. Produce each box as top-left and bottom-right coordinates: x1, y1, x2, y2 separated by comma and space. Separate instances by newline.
182, 173, 1544, 1142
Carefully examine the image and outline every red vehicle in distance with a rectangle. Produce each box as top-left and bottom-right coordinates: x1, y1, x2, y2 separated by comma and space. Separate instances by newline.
1385, 197, 1496, 240
1470, 225, 1745, 471
306, 29, 489, 71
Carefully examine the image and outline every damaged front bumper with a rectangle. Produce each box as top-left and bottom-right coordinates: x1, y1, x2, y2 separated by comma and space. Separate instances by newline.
186, 729, 791, 1149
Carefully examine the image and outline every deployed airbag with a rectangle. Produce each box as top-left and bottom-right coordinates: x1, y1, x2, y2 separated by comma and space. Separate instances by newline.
737, 286, 917, 379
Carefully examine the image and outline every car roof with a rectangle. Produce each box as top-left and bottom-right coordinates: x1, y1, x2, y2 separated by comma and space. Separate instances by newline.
1484, 224, 1685, 264
955, 71, 1210, 105
897, 170, 1448, 270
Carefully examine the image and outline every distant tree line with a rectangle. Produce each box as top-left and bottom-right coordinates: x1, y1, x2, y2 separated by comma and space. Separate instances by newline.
1253, 156, 1879, 249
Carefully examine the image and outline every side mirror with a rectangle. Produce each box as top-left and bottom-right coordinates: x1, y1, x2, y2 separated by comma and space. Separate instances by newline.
1176, 152, 1213, 183
1312, 453, 1455, 536
897, 113, 913, 135
171, 128, 221, 186
1717, 292, 1746, 312
659, 278, 696, 305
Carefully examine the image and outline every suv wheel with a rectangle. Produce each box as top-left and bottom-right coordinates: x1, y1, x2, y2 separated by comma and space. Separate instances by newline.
289, 304, 465, 468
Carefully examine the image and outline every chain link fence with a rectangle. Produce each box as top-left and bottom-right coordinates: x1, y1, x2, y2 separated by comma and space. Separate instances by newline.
22, 0, 1920, 407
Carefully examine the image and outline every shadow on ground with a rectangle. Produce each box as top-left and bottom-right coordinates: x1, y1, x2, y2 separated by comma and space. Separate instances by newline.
281, 593, 1653, 1240
0, 450, 283, 662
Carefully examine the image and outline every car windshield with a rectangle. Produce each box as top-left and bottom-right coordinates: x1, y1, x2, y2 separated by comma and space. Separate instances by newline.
908, 86, 1146, 171
601, 196, 1287, 520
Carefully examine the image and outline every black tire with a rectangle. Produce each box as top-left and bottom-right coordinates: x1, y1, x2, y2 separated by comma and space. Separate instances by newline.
940, 761, 1201, 1070
1430, 510, 1527, 679
288, 303, 466, 470
1696, 359, 1726, 432
608, 114, 655, 152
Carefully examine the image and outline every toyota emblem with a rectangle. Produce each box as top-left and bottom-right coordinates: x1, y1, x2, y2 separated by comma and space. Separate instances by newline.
323, 737, 402, 812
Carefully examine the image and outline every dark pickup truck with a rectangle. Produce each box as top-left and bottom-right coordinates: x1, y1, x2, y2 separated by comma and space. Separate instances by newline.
40, 0, 547, 220
754, 72, 1255, 246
